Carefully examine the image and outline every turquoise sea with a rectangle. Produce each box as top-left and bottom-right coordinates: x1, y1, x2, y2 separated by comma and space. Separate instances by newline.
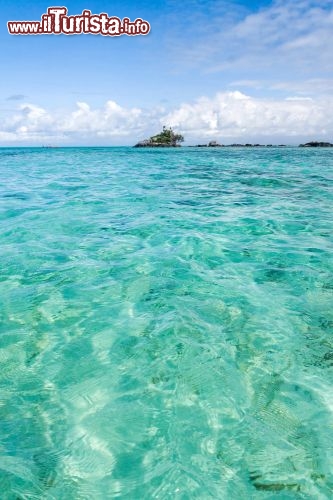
1, 146, 333, 499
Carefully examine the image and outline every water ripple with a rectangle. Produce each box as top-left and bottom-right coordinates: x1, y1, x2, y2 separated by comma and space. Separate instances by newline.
0, 147, 333, 497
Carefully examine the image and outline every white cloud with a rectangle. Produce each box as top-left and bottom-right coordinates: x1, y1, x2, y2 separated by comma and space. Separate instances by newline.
0, 100, 157, 144
5, 104, 53, 136
1, 91, 333, 144
60, 101, 143, 137
163, 91, 333, 139
167, 0, 333, 91
230, 78, 333, 96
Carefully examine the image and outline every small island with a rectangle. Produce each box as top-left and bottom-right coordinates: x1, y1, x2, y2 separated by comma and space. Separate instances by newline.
134, 126, 184, 147
299, 141, 333, 147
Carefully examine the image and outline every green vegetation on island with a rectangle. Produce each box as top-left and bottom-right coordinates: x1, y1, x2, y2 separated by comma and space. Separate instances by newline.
134, 126, 184, 147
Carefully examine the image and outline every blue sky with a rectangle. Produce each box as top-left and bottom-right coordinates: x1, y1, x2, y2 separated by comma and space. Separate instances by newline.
1, 0, 333, 145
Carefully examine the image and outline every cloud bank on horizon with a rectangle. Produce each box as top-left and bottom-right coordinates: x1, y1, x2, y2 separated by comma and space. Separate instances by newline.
1, 0, 333, 145
2, 91, 333, 145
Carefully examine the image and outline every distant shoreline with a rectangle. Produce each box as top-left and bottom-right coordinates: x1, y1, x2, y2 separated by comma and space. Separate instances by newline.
1, 142, 333, 149
134, 140, 333, 149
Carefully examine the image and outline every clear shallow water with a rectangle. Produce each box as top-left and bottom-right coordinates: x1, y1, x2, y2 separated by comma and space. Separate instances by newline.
0, 146, 333, 499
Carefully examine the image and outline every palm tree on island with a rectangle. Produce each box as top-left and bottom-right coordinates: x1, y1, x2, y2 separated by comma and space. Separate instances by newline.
134, 126, 184, 147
